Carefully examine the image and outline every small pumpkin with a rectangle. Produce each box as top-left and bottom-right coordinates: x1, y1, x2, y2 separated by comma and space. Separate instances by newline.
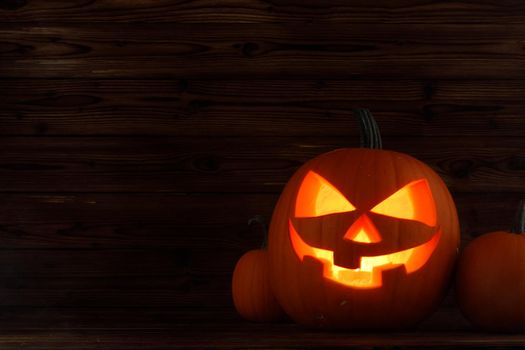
232, 217, 285, 322
267, 109, 460, 329
456, 200, 525, 332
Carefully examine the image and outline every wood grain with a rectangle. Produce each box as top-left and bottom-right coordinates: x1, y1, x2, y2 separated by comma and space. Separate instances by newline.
0, 250, 235, 308
0, 193, 521, 249
3, 24, 525, 79
0, 327, 524, 350
2, 0, 525, 24
1, 0, 525, 340
0, 307, 243, 329
0, 305, 467, 330
0, 307, 516, 349
0, 193, 277, 249
3, 79, 524, 137
0, 192, 518, 317
0, 136, 522, 193
0, 191, 518, 311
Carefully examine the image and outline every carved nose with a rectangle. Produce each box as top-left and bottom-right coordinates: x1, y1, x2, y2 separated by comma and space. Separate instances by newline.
344, 214, 381, 243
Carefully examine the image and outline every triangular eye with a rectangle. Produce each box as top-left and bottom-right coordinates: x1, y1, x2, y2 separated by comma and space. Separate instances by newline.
370, 179, 436, 226
295, 171, 356, 218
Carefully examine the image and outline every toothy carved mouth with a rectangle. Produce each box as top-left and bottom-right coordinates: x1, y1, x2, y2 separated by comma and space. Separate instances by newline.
289, 220, 441, 289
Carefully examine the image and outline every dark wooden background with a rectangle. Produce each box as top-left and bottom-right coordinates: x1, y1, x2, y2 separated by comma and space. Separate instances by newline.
1, 0, 525, 348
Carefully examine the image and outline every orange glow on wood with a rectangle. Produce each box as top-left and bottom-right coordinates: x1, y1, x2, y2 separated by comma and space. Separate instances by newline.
295, 171, 356, 218
370, 179, 437, 226
344, 214, 382, 243
289, 220, 440, 289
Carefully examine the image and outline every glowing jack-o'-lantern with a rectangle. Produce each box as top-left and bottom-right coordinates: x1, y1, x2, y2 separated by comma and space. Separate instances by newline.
267, 109, 459, 329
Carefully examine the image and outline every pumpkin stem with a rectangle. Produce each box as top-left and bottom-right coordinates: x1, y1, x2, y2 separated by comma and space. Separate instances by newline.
248, 214, 269, 249
353, 108, 382, 149
511, 199, 525, 234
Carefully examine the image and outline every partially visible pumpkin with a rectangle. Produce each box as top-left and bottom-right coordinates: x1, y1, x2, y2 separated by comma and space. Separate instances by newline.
456, 200, 525, 332
232, 249, 284, 322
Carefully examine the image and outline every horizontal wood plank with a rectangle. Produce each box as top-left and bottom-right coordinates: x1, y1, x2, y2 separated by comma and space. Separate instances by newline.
2, 79, 525, 136
1, 327, 525, 350
0, 330, 520, 350
0, 192, 521, 249
0, 193, 277, 249
0, 137, 522, 193
2, 0, 525, 24
0, 307, 244, 329
0, 329, 522, 350
0, 250, 234, 308
0, 306, 468, 331
3, 24, 525, 79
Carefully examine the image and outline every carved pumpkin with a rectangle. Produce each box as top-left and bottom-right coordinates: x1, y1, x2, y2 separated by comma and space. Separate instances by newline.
267, 109, 459, 329
456, 200, 525, 332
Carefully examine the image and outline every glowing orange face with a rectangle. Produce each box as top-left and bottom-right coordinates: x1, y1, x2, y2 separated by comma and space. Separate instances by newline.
290, 171, 440, 289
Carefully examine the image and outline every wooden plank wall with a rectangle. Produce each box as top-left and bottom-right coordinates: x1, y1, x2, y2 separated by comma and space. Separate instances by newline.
0, 0, 524, 329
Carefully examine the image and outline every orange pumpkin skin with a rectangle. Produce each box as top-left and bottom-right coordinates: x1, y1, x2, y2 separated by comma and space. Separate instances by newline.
267, 148, 459, 329
232, 249, 285, 322
457, 231, 525, 332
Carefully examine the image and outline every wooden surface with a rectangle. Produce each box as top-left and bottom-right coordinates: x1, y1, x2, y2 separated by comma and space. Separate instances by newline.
0, 326, 525, 350
1, 0, 525, 348
3, 0, 525, 24
2, 0, 525, 24
4, 23, 525, 79
3, 79, 525, 137
1, 327, 525, 350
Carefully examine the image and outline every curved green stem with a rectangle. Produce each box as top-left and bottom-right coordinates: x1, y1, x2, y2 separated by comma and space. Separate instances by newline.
511, 199, 525, 234
353, 108, 382, 149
